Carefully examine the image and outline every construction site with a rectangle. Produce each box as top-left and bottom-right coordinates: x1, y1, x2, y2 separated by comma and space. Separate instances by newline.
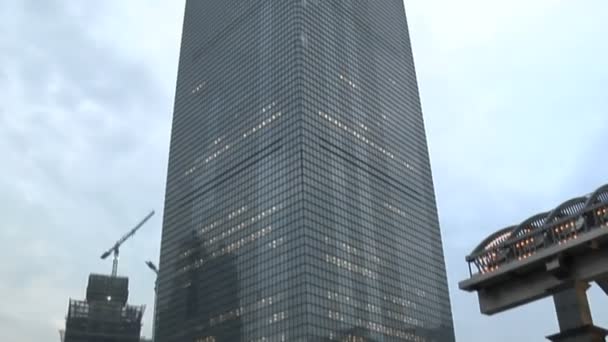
62, 274, 145, 342
60, 211, 155, 342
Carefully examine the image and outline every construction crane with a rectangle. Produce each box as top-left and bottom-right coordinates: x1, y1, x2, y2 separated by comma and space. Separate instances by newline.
100, 210, 155, 277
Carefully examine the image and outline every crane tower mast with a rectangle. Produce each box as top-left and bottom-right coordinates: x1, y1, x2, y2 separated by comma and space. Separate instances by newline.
100, 210, 155, 277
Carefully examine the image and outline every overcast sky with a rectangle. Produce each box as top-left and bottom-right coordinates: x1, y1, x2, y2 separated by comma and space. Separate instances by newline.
1, 1, 607, 341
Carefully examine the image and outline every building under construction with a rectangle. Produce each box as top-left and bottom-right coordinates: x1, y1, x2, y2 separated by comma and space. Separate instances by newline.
62, 274, 145, 342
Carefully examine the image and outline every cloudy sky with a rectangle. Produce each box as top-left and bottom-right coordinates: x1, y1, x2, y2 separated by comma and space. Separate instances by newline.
1, 0, 607, 341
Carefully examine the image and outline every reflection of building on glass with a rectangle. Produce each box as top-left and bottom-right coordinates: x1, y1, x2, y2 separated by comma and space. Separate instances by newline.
62, 274, 145, 342
162, 232, 242, 342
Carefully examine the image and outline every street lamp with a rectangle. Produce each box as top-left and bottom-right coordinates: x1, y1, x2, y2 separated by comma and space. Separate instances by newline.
145, 260, 159, 342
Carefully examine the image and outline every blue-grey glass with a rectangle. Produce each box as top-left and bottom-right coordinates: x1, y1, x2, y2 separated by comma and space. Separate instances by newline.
156, 1, 455, 341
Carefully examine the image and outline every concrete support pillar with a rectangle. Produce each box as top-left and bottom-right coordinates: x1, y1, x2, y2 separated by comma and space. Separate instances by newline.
546, 282, 607, 342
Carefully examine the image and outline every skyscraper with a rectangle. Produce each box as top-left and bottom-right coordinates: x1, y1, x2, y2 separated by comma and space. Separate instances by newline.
157, 1, 454, 341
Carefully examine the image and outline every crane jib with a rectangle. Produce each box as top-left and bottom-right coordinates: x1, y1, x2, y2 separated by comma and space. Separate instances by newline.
99, 210, 155, 276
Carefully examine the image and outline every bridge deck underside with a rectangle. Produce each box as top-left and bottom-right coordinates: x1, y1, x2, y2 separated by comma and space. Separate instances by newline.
460, 227, 608, 315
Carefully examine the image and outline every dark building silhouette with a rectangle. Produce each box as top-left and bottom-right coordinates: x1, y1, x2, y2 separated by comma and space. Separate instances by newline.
62, 274, 145, 342
158, 232, 242, 341
157, 1, 454, 341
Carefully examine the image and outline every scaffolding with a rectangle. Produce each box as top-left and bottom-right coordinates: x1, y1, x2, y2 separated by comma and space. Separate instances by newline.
64, 299, 144, 342
63, 274, 145, 342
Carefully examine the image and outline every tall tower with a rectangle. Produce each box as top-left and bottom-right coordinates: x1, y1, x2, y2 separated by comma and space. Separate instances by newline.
157, 1, 454, 341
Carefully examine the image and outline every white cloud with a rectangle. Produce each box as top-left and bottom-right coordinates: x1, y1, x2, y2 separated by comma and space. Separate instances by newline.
0, 0, 172, 338
87, 0, 185, 87
408, 0, 565, 50
406, 1, 608, 340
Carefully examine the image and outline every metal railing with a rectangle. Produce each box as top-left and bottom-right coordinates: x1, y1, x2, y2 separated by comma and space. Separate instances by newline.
466, 204, 608, 276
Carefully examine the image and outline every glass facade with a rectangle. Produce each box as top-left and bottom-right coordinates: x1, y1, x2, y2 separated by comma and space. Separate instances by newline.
157, 1, 454, 341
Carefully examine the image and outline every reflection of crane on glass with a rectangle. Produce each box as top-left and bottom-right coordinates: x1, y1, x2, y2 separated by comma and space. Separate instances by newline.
100, 210, 155, 277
